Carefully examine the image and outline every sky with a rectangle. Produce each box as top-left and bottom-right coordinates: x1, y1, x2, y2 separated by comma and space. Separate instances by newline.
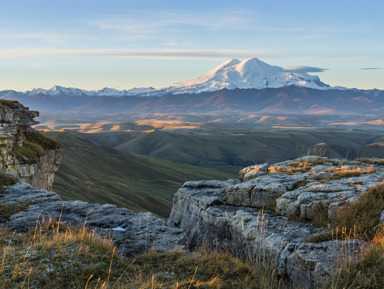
0, 0, 383, 91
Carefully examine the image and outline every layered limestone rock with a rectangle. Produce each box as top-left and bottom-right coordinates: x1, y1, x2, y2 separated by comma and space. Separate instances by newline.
168, 156, 383, 288
0, 100, 63, 190
1, 183, 185, 257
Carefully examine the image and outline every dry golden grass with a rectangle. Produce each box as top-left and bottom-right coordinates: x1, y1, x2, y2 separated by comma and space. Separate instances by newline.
270, 165, 311, 174
327, 224, 384, 289
320, 166, 375, 182
0, 217, 282, 289
305, 183, 384, 245
331, 184, 384, 240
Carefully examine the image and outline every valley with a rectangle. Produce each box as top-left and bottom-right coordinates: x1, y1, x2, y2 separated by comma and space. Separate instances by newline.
43, 123, 384, 219
46, 132, 232, 217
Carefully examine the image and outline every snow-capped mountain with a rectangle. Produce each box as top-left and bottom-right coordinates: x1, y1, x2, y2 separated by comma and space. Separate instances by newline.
7, 85, 157, 98
0, 57, 333, 98
162, 58, 330, 94
94, 87, 156, 97
26, 86, 96, 97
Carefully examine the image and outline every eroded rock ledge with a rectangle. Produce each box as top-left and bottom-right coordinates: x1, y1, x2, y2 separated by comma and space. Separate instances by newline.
168, 156, 384, 288
0, 100, 63, 190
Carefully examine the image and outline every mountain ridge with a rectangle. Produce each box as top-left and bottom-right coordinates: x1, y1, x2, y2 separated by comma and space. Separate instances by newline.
0, 58, 340, 98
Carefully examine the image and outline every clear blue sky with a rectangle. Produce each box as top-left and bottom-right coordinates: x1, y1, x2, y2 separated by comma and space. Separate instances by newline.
1, 0, 383, 91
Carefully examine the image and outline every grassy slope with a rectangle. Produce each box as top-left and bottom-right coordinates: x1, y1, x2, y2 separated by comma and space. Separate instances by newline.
46, 132, 233, 217
75, 129, 384, 174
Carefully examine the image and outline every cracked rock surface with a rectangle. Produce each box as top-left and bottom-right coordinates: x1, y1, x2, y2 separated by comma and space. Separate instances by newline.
168, 156, 382, 288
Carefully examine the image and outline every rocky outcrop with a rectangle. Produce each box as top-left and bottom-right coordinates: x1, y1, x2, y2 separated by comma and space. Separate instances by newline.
168, 156, 382, 288
0, 100, 63, 190
1, 183, 185, 257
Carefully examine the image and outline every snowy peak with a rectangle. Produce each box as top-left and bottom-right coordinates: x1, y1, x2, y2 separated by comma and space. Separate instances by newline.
22, 86, 156, 97
235, 58, 282, 76
164, 57, 330, 94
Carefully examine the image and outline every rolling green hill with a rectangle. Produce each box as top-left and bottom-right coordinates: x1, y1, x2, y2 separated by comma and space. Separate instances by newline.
46, 132, 233, 217
72, 129, 384, 173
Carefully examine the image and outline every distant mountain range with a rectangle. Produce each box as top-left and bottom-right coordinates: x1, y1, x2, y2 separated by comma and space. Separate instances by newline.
1, 58, 335, 98
0, 58, 383, 116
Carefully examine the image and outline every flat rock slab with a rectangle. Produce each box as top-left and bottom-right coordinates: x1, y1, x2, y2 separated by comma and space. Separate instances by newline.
1, 183, 185, 257
231, 156, 384, 223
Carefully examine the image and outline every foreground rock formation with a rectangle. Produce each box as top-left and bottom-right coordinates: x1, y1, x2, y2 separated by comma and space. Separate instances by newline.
1, 183, 185, 257
168, 156, 384, 288
0, 100, 63, 190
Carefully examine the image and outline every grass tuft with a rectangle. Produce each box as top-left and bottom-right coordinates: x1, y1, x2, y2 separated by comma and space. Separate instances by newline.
331, 184, 384, 241
320, 166, 375, 182
356, 158, 384, 166
305, 183, 384, 243
11, 131, 62, 162
0, 220, 281, 288
0, 99, 21, 110
327, 224, 384, 289
26, 130, 62, 151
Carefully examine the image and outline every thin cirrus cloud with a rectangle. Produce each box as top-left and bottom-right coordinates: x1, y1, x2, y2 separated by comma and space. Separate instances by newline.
91, 9, 253, 33
361, 67, 382, 70
284, 66, 328, 73
0, 32, 69, 43
0, 48, 282, 60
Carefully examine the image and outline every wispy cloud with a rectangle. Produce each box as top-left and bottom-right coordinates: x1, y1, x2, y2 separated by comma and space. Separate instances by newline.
0, 48, 282, 59
0, 31, 98, 44
91, 9, 252, 32
361, 67, 382, 70
86, 9, 254, 41
0, 32, 69, 43
284, 66, 328, 73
